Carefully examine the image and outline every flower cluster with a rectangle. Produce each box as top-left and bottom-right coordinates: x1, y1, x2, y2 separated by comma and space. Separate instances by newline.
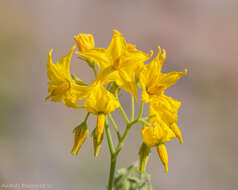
46, 30, 187, 173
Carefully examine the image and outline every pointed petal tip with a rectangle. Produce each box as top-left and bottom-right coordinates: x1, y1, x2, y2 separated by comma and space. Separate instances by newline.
49, 48, 53, 53
157, 46, 161, 54
70, 44, 77, 52
161, 49, 166, 59
154, 46, 166, 61
71, 151, 78, 156
71, 146, 80, 155
170, 123, 183, 144
72, 44, 77, 49
113, 29, 120, 34
45, 95, 51, 101
94, 150, 99, 157
112, 29, 123, 37
179, 137, 184, 144
66, 45, 77, 56
48, 49, 53, 59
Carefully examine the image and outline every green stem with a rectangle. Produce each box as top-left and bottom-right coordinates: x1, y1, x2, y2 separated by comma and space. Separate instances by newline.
131, 96, 134, 121
78, 56, 97, 77
105, 99, 145, 189
84, 112, 90, 122
141, 114, 155, 121
108, 114, 121, 141
116, 91, 129, 123
105, 116, 117, 190
137, 100, 144, 119
105, 117, 115, 155
107, 155, 117, 190
119, 104, 129, 124
138, 119, 151, 126
114, 122, 133, 156
114, 100, 145, 156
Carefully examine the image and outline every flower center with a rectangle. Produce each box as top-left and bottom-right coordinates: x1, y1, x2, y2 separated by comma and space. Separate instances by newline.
51, 81, 70, 96
112, 57, 122, 70
147, 85, 163, 95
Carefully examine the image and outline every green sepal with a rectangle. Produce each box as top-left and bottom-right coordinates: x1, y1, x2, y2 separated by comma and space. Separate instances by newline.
107, 82, 120, 95
139, 143, 151, 173
91, 128, 104, 157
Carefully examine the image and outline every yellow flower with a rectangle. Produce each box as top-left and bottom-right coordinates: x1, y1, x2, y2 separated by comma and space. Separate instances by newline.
71, 122, 88, 155
74, 33, 95, 51
141, 121, 175, 172
77, 30, 152, 98
142, 121, 176, 147
150, 95, 183, 144
140, 47, 187, 103
45, 45, 89, 108
84, 82, 120, 155
139, 47, 186, 143
84, 82, 120, 115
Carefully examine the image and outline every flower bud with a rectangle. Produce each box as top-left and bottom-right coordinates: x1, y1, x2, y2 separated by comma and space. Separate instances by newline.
71, 122, 88, 155
157, 144, 168, 173
74, 33, 95, 52
139, 143, 151, 173
96, 114, 105, 143
92, 128, 103, 157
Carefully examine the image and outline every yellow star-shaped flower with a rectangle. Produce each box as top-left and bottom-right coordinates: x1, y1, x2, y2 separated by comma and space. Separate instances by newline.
77, 30, 152, 98
140, 47, 187, 103
46, 45, 89, 108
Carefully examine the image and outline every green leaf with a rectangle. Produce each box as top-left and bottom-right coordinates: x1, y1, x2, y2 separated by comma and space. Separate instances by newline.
113, 163, 153, 190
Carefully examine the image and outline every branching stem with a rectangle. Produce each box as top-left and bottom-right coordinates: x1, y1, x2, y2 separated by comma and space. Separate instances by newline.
106, 97, 145, 190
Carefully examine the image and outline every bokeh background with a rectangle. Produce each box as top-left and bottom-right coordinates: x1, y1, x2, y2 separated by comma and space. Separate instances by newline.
0, 0, 238, 190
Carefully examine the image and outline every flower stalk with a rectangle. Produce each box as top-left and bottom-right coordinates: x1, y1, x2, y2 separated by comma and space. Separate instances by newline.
105, 96, 146, 190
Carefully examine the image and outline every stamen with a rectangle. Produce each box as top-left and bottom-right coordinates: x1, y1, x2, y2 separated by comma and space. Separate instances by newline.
147, 85, 163, 95
45, 81, 70, 100
112, 58, 121, 70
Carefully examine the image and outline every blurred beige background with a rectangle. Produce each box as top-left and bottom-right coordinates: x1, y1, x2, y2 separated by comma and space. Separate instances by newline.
0, 0, 238, 190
